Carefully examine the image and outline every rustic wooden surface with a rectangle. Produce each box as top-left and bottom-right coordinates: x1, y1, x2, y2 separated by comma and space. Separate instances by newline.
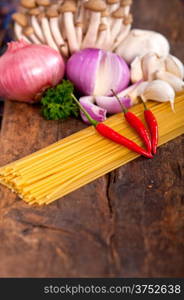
0, 0, 183, 278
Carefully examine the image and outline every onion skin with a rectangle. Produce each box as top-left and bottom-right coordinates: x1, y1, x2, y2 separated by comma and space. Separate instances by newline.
0, 40, 65, 103
79, 96, 107, 124
66, 48, 130, 97
95, 96, 132, 114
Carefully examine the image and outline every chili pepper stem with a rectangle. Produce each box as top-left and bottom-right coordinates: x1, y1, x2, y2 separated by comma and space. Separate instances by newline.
111, 89, 128, 113
141, 98, 148, 111
71, 94, 98, 127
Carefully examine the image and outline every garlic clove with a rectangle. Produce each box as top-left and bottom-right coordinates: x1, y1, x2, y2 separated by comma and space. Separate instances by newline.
142, 52, 165, 81
155, 70, 184, 93
165, 55, 184, 80
130, 56, 144, 83
129, 81, 149, 102
141, 80, 175, 111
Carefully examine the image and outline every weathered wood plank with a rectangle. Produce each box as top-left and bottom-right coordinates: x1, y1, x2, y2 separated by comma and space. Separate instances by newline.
0, 0, 183, 277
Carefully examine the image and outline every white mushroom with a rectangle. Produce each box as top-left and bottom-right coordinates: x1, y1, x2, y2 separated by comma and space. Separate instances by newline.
120, 0, 132, 15
96, 23, 108, 48
46, 7, 69, 57
112, 13, 133, 50
106, 0, 120, 14
106, 0, 120, 28
28, 8, 46, 43
12, 13, 30, 43
82, 0, 107, 49
110, 7, 124, 45
39, 12, 59, 51
23, 26, 41, 44
100, 9, 111, 49
116, 29, 170, 63
59, 1, 79, 54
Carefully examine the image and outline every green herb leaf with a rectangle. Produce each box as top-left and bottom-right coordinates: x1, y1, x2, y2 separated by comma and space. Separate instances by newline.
41, 80, 79, 120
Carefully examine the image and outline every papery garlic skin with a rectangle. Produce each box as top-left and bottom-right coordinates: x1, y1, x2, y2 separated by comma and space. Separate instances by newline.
141, 80, 175, 111
155, 71, 184, 93
165, 55, 184, 80
116, 29, 170, 63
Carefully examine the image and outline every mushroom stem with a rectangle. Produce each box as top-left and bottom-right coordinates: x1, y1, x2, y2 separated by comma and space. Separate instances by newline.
39, 13, 59, 51
49, 17, 69, 56
31, 15, 46, 43
63, 12, 79, 54
82, 12, 101, 48
96, 24, 107, 49
14, 22, 31, 43
112, 14, 133, 50
110, 7, 124, 44
112, 23, 131, 50
23, 26, 41, 44
59, 2, 79, 54
75, 22, 83, 48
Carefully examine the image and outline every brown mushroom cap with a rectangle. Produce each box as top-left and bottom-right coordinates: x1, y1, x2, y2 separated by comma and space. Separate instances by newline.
36, 0, 51, 7
107, 0, 119, 4
28, 8, 40, 16
38, 12, 46, 21
123, 13, 133, 25
99, 23, 107, 31
84, 0, 107, 12
20, 0, 36, 9
46, 7, 59, 18
59, 1, 77, 13
23, 26, 34, 36
101, 9, 109, 17
112, 7, 124, 18
121, 0, 133, 6
12, 13, 28, 27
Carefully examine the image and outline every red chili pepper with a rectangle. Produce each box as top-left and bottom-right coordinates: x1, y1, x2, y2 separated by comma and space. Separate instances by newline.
72, 94, 153, 159
111, 90, 152, 153
96, 123, 153, 158
143, 102, 159, 155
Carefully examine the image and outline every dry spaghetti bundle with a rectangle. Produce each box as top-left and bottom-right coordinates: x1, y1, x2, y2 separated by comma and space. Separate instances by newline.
0, 94, 184, 206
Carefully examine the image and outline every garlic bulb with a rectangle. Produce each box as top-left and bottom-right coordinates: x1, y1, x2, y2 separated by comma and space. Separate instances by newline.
141, 80, 175, 111
155, 71, 184, 93
165, 55, 184, 79
116, 29, 170, 63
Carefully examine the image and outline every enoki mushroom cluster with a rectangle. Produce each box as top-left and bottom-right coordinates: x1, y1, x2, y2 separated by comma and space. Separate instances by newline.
12, 0, 133, 57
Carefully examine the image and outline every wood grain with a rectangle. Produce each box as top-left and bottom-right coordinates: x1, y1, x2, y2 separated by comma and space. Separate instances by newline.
0, 0, 183, 277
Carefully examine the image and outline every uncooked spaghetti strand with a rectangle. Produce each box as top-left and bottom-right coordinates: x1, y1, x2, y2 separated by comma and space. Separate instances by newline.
28, 145, 122, 205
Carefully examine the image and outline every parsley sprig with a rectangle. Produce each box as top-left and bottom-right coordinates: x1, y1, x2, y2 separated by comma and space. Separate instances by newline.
41, 80, 79, 120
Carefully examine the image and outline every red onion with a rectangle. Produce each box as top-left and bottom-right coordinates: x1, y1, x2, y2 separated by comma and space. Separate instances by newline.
66, 48, 130, 97
95, 81, 145, 114
0, 40, 65, 102
79, 96, 107, 124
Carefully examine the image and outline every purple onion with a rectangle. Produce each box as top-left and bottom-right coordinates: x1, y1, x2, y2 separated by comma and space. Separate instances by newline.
66, 48, 130, 97
79, 96, 107, 124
